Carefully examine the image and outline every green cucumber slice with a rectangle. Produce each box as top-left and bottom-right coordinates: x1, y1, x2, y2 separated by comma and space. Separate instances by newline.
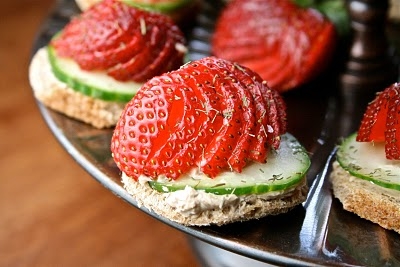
121, 0, 192, 14
47, 46, 141, 102
336, 133, 400, 191
148, 133, 310, 196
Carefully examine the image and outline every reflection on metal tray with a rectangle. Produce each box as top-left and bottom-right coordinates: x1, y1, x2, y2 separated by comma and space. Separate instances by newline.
32, 0, 400, 266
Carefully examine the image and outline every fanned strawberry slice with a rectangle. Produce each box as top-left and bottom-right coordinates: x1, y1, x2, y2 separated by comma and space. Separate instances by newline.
229, 63, 269, 163
386, 93, 400, 160
110, 79, 175, 177
111, 57, 287, 180
207, 59, 256, 173
148, 82, 188, 178
147, 71, 217, 179
211, 0, 336, 92
107, 24, 166, 81
356, 94, 387, 143
264, 87, 288, 149
170, 59, 236, 177
175, 62, 226, 177
356, 83, 400, 160
159, 76, 202, 177
51, 0, 186, 83
197, 65, 244, 175
128, 34, 181, 82
229, 66, 285, 160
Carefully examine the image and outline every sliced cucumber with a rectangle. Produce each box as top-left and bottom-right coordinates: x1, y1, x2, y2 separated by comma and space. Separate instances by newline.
121, 0, 192, 14
47, 46, 141, 102
148, 133, 310, 196
336, 133, 400, 191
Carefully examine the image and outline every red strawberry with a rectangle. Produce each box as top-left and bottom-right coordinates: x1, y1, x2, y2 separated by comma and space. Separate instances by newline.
51, 0, 186, 83
178, 58, 257, 175
211, 0, 336, 92
229, 64, 287, 162
147, 70, 222, 178
170, 61, 227, 177
111, 57, 287, 180
356, 83, 400, 160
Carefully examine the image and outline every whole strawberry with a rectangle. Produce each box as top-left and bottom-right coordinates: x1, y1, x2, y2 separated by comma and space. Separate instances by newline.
111, 57, 287, 180
211, 0, 337, 92
51, 0, 186, 83
356, 82, 400, 160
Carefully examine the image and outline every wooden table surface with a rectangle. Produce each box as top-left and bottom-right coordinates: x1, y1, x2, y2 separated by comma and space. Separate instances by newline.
0, 1, 199, 266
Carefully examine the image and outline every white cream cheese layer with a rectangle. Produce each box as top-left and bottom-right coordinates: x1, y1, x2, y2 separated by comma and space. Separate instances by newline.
164, 185, 240, 216
162, 184, 301, 217
133, 166, 303, 217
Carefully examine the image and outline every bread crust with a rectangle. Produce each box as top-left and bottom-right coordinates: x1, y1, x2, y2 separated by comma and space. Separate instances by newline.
122, 173, 308, 226
29, 47, 125, 129
330, 161, 400, 234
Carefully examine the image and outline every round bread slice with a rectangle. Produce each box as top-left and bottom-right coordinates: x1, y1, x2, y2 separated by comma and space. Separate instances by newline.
29, 47, 125, 129
330, 161, 400, 234
122, 173, 308, 226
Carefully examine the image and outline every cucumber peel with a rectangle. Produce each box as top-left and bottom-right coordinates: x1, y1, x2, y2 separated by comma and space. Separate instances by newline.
336, 133, 400, 191
121, 0, 192, 14
47, 45, 141, 102
148, 133, 310, 196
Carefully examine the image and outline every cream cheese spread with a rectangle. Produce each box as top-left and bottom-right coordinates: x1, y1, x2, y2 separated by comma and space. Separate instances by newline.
135, 166, 302, 217
162, 185, 299, 217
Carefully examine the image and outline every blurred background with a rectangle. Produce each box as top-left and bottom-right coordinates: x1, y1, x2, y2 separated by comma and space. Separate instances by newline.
0, 1, 198, 266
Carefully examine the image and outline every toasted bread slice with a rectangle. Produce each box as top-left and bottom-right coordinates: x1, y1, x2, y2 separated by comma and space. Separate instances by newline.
330, 161, 400, 234
121, 173, 308, 226
29, 47, 125, 128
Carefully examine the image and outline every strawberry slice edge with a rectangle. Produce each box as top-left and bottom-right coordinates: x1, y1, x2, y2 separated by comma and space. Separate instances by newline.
356, 83, 400, 160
